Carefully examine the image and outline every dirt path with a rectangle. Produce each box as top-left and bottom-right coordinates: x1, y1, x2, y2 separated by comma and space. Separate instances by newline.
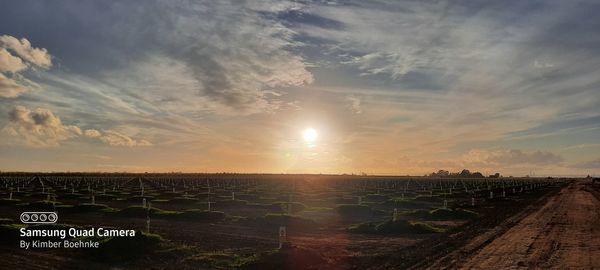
442, 180, 600, 269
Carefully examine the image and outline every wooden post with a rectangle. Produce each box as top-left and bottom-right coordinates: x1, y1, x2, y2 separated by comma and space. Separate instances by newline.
146, 204, 151, 233
279, 226, 287, 249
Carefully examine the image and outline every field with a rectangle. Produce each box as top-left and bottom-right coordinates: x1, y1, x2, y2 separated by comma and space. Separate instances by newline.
0, 173, 572, 269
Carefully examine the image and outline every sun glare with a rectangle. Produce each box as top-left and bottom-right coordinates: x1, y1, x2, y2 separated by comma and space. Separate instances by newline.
303, 128, 318, 142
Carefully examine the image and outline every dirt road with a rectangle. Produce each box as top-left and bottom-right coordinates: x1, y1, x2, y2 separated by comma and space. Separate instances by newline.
441, 180, 600, 269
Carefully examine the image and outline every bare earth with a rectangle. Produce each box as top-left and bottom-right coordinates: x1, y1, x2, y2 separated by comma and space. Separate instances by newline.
433, 180, 600, 269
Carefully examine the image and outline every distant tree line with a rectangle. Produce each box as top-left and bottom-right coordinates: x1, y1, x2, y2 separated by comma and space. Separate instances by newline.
428, 169, 501, 178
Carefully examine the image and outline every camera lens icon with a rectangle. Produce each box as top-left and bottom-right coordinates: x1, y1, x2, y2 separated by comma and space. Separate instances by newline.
20, 212, 58, 224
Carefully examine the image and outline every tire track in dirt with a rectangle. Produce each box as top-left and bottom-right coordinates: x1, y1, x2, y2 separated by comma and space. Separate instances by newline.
440, 180, 600, 269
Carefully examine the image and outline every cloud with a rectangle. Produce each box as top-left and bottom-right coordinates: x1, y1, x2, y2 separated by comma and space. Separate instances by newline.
85, 129, 152, 147
0, 48, 27, 73
344, 51, 427, 79
0, 1, 598, 175
1, 106, 152, 147
462, 149, 564, 166
83, 129, 101, 138
2, 1, 313, 113
294, 2, 460, 80
0, 35, 52, 69
289, 0, 600, 157
562, 143, 600, 150
0, 35, 52, 98
165, 1, 314, 113
2, 105, 81, 147
0, 73, 29, 98
346, 95, 362, 114
572, 158, 600, 169
533, 59, 555, 69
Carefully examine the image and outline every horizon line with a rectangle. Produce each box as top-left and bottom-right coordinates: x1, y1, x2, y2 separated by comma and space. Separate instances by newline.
0, 171, 593, 178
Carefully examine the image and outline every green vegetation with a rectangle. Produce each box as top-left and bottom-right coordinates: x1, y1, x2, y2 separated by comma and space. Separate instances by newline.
72, 203, 116, 213
60, 193, 84, 199
168, 197, 199, 204
126, 195, 155, 202
380, 198, 428, 209
413, 195, 443, 203
114, 205, 179, 218
407, 208, 478, 220
348, 219, 443, 234
25, 200, 61, 210
241, 213, 317, 228
303, 206, 333, 212
335, 204, 372, 218
0, 218, 13, 224
234, 194, 259, 201
185, 250, 258, 269
178, 209, 226, 221
273, 201, 306, 213
218, 199, 249, 207
364, 194, 389, 202
245, 202, 281, 211
94, 194, 117, 200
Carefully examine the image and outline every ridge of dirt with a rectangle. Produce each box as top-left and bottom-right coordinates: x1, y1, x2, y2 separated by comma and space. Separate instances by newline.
430, 180, 600, 269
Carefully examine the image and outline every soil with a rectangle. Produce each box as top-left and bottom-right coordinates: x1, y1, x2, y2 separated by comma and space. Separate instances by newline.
428, 179, 600, 269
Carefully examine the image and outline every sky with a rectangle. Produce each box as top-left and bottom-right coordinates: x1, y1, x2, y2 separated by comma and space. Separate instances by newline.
0, 0, 599, 176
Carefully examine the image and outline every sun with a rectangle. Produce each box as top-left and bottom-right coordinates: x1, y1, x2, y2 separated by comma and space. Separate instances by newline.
302, 128, 318, 142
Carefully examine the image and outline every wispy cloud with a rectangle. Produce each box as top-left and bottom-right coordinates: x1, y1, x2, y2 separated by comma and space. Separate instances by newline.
461, 149, 564, 166
84, 129, 151, 147
572, 158, 600, 169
